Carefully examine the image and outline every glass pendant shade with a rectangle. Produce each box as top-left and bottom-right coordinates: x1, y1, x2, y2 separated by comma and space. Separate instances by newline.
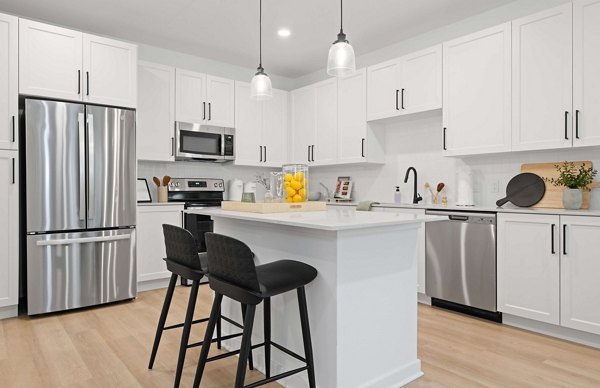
327, 40, 356, 77
250, 69, 272, 101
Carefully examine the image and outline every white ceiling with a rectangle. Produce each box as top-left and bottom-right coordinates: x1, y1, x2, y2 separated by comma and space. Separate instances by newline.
0, 0, 515, 78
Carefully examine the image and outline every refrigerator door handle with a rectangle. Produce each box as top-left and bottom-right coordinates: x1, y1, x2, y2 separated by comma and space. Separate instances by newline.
87, 113, 95, 220
36, 234, 131, 247
78, 113, 86, 221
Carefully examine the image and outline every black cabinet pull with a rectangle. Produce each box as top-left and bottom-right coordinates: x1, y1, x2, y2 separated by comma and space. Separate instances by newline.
395, 89, 400, 110
203, 102, 206, 120
12, 116, 15, 142
564, 111, 569, 140
311, 145, 315, 162
77, 70, 81, 94
171, 137, 174, 156
208, 103, 212, 120
264, 146, 267, 163
563, 224, 567, 255
575, 110, 580, 139
401, 88, 405, 110
361, 138, 365, 157
260, 145, 263, 162
551, 224, 556, 254
86, 72, 90, 96
307, 145, 310, 162
12, 158, 15, 184
443, 127, 447, 150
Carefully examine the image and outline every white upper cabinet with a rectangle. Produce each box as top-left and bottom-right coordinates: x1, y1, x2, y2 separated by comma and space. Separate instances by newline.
367, 45, 441, 121
206, 75, 235, 128
443, 23, 512, 156
497, 213, 560, 324
137, 61, 176, 162
573, 0, 600, 148
512, 4, 573, 151
0, 150, 18, 309
400, 45, 442, 114
290, 85, 316, 165
313, 78, 338, 166
19, 19, 137, 108
175, 70, 234, 127
560, 216, 600, 335
19, 20, 83, 102
234, 81, 287, 167
367, 59, 401, 121
83, 34, 137, 108
338, 69, 369, 164
0, 13, 17, 151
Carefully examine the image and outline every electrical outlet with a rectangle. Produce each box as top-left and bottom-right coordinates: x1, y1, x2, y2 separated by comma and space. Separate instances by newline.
491, 180, 500, 193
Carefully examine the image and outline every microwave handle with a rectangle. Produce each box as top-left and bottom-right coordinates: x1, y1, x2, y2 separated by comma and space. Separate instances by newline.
221, 133, 225, 156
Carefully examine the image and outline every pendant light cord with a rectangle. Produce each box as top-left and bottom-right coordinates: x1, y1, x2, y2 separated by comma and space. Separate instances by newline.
340, 0, 343, 31
259, 0, 263, 69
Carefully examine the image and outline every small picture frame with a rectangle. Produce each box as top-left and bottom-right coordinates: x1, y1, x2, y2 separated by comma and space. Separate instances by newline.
137, 178, 152, 203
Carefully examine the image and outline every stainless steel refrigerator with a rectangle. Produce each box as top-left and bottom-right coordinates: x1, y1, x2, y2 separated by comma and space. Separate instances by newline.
23, 99, 136, 315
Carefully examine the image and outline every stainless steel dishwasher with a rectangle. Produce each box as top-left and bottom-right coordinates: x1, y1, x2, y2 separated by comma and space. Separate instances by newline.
425, 210, 500, 320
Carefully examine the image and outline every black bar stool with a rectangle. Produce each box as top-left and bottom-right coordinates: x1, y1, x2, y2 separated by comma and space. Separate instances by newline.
148, 224, 254, 388
193, 232, 318, 388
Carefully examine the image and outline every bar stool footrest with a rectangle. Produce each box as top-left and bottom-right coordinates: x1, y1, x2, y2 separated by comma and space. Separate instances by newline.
243, 366, 309, 388
187, 331, 246, 349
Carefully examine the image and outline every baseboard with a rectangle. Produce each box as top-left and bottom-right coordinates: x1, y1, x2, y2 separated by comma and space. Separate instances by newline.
357, 359, 423, 388
503, 313, 600, 349
0, 305, 18, 320
417, 293, 431, 305
137, 278, 171, 292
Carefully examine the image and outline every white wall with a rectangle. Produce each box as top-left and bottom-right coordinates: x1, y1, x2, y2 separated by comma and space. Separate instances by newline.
307, 112, 600, 209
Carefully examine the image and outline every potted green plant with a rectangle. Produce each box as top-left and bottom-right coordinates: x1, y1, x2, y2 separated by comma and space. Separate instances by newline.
545, 162, 598, 210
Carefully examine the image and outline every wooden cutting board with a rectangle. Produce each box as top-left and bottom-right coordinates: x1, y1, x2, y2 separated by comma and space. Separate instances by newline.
221, 201, 327, 213
520, 161, 596, 209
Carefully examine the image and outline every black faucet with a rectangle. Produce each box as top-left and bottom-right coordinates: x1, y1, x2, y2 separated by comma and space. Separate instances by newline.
404, 167, 423, 204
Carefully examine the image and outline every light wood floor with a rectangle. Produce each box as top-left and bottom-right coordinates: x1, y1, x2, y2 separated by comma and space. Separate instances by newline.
1, 286, 599, 388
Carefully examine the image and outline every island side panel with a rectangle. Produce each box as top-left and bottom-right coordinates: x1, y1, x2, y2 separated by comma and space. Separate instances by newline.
212, 217, 339, 388
336, 224, 422, 388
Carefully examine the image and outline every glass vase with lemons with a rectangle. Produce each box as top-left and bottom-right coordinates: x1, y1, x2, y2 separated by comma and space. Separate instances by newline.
282, 164, 309, 203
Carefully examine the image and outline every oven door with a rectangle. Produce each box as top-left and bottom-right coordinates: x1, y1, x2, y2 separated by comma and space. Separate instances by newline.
175, 122, 224, 161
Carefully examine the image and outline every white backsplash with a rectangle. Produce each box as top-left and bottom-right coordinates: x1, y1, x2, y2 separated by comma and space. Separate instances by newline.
307, 112, 600, 210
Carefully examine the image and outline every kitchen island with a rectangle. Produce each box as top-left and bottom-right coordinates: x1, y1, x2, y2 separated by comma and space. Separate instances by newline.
185, 207, 442, 388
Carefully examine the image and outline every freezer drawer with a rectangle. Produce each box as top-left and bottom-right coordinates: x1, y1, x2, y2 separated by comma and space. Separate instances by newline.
26, 229, 136, 315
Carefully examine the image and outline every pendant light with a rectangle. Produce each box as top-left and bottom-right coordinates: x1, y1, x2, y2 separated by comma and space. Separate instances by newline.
250, 0, 273, 100
327, 0, 356, 77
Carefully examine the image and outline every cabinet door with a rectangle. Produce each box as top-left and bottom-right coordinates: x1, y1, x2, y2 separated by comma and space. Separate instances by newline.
290, 86, 315, 164
313, 78, 338, 166
234, 81, 262, 166
443, 23, 512, 156
0, 13, 17, 151
137, 206, 182, 283
512, 4, 573, 151
560, 216, 600, 335
19, 19, 83, 101
206, 75, 235, 127
338, 69, 368, 164
366, 59, 401, 121
83, 34, 137, 108
497, 213, 560, 324
175, 69, 206, 123
137, 62, 175, 161
262, 89, 288, 167
400, 45, 442, 115
573, 0, 600, 147
0, 151, 18, 308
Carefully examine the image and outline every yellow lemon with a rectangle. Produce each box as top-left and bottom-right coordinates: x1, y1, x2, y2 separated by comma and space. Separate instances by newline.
292, 194, 303, 202
299, 188, 306, 198
286, 196, 293, 203
284, 181, 291, 188
294, 171, 305, 182
285, 187, 297, 197
290, 180, 303, 190
284, 173, 293, 182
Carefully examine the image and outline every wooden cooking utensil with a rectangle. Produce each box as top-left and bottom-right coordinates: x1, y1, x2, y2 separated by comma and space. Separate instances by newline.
163, 176, 171, 186
152, 176, 161, 187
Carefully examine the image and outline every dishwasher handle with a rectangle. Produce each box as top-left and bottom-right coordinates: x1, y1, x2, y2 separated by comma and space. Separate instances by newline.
449, 215, 469, 221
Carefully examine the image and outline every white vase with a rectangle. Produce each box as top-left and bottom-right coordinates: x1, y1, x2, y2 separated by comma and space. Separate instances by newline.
563, 188, 583, 210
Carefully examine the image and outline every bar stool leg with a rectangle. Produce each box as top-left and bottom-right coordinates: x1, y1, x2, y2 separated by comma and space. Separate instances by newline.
217, 304, 222, 349
174, 279, 200, 388
148, 273, 178, 369
241, 304, 254, 371
235, 304, 256, 388
263, 297, 271, 378
297, 287, 316, 388
193, 293, 223, 388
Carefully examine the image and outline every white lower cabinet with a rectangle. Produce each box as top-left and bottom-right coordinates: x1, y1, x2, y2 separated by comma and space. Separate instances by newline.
498, 213, 600, 334
136, 205, 183, 288
0, 151, 18, 309
372, 207, 426, 294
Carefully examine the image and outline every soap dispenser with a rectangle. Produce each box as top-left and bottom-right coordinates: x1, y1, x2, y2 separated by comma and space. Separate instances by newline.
394, 186, 402, 204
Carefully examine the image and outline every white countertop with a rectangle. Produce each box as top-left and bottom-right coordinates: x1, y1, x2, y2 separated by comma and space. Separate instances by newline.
328, 202, 600, 217
185, 207, 443, 231
137, 202, 185, 207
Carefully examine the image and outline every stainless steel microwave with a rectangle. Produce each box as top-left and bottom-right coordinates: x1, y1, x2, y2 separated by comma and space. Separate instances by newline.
174, 122, 234, 162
